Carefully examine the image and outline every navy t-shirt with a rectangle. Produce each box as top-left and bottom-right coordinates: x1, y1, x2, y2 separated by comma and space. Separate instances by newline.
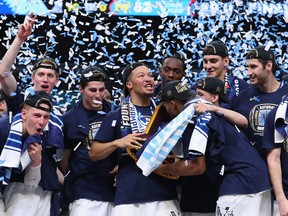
188, 113, 271, 197
94, 106, 178, 205
63, 101, 117, 204
231, 83, 288, 153
210, 114, 271, 196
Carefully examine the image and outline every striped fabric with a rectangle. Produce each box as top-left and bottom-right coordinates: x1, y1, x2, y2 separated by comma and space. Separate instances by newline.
274, 95, 288, 143
137, 101, 197, 176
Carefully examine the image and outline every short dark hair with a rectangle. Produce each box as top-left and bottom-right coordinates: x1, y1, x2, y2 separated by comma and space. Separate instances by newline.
122, 61, 148, 96
161, 51, 186, 71
246, 46, 280, 74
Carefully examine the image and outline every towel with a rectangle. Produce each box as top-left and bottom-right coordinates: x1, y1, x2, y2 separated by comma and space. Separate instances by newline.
0, 110, 63, 184
0, 114, 26, 169
0, 113, 42, 184
136, 100, 197, 176
47, 112, 64, 149
274, 95, 288, 143
187, 112, 212, 159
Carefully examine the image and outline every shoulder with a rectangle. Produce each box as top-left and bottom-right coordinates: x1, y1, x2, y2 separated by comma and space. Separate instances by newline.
0, 117, 10, 143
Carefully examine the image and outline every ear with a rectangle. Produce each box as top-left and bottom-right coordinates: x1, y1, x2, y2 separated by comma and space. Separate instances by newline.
31, 74, 35, 82
126, 81, 133, 91
21, 109, 27, 121
266, 60, 273, 72
54, 77, 60, 86
211, 94, 219, 104
0, 101, 3, 112
223, 56, 230, 67
79, 85, 83, 93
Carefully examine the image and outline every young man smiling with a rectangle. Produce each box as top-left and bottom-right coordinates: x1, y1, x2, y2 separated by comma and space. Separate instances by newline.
61, 66, 116, 216
193, 40, 250, 107
231, 46, 288, 154
89, 62, 181, 216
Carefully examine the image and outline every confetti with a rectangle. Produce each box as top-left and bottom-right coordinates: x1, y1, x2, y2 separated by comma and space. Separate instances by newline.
0, 0, 287, 111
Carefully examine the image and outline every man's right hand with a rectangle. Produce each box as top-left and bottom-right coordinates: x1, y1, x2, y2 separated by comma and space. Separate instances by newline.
17, 13, 37, 41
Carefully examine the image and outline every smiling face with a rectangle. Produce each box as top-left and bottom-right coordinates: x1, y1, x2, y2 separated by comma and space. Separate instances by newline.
80, 81, 106, 111
203, 55, 229, 80
126, 65, 154, 98
32, 67, 59, 94
246, 59, 271, 86
21, 104, 50, 137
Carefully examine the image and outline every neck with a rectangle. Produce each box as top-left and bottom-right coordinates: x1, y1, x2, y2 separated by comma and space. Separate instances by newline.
130, 95, 151, 106
258, 77, 280, 93
22, 126, 28, 138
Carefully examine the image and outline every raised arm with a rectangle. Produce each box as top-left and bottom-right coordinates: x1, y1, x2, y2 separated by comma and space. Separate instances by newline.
0, 13, 36, 97
194, 102, 248, 129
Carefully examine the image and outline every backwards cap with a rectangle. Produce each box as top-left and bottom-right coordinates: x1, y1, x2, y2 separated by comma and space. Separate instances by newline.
122, 62, 148, 96
203, 40, 228, 57
80, 66, 106, 83
197, 77, 229, 103
32, 57, 59, 75
246, 46, 281, 70
160, 80, 195, 102
23, 91, 53, 112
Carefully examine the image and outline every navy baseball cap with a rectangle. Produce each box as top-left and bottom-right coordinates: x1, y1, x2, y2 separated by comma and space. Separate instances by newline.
203, 40, 228, 57
197, 77, 229, 103
122, 61, 148, 96
246, 46, 281, 70
80, 66, 106, 83
160, 80, 195, 102
32, 57, 59, 75
23, 91, 53, 112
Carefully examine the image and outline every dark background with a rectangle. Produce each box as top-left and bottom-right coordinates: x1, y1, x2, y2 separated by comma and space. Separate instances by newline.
0, 0, 287, 110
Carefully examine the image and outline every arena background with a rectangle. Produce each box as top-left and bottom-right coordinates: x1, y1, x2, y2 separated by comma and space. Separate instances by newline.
0, 0, 287, 111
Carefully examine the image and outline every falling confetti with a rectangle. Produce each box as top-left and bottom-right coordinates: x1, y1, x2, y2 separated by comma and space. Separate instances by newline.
0, 0, 287, 111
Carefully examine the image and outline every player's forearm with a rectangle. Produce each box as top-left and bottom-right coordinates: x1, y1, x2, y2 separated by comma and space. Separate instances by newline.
60, 149, 72, 175
157, 157, 206, 176
215, 106, 248, 129
0, 37, 22, 95
89, 140, 118, 161
267, 148, 286, 202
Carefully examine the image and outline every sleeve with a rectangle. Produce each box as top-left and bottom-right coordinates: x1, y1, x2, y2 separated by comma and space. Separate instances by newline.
93, 109, 120, 142
4, 87, 24, 115
62, 111, 74, 149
